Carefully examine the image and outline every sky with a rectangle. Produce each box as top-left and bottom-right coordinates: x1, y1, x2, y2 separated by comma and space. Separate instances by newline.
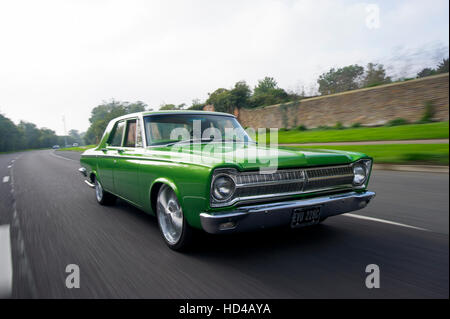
0, 0, 448, 135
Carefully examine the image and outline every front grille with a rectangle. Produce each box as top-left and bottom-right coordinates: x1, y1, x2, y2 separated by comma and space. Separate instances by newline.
211, 164, 355, 207
235, 170, 305, 185
303, 166, 354, 191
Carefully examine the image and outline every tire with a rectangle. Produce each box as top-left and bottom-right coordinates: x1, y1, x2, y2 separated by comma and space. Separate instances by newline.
94, 178, 117, 205
156, 184, 193, 251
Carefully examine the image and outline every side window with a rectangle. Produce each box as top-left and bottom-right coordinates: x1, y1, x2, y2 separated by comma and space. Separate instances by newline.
124, 119, 137, 148
109, 121, 125, 146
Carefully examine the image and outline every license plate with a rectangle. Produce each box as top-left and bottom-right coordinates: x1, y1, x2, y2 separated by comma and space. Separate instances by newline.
291, 206, 321, 228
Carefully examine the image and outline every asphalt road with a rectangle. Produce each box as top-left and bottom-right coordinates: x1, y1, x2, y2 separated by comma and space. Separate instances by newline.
0, 149, 448, 298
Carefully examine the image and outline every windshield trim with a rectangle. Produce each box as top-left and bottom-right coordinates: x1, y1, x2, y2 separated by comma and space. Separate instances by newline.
143, 113, 253, 147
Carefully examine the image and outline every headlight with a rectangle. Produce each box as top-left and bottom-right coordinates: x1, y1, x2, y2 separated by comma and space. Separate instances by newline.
353, 164, 367, 185
212, 175, 235, 201
352, 160, 371, 186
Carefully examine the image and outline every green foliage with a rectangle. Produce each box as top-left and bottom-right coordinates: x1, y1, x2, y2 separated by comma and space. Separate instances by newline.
296, 124, 307, 131
206, 81, 252, 113
419, 101, 435, 123
284, 144, 448, 165
84, 99, 148, 144
334, 122, 345, 130
159, 103, 185, 110
317, 65, 364, 95
417, 68, 437, 78
188, 99, 205, 110
0, 113, 82, 152
351, 122, 362, 128
59, 145, 96, 152
250, 77, 289, 107
417, 57, 449, 78
436, 58, 449, 73
266, 121, 449, 144
316, 125, 332, 130
363, 63, 391, 87
0, 114, 22, 152
386, 118, 408, 127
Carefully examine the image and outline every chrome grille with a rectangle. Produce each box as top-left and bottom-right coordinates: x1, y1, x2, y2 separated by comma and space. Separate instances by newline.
304, 166, 354, 191
211, 164, 355, 207
235, 170, 305, 185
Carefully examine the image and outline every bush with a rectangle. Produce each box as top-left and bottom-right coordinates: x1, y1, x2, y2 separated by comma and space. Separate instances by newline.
386, 118, 409, 127
316, 125, 332, 130
279, 128, 289, 132
419, 101, 435, 123
334, 122, 345, 130
296, 124, 307, 131
351, 122, 362, 128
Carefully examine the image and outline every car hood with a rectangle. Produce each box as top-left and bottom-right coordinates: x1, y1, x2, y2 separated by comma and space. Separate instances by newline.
144, 143, 367, 170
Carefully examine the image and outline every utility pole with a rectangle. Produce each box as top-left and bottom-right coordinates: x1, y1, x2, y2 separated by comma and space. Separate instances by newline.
62, 115, 67, 147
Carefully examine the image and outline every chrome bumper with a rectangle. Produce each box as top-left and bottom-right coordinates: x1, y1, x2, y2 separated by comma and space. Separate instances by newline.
78, 167, 87, 177
200, 191, 375, 234
78, 167, 95, 188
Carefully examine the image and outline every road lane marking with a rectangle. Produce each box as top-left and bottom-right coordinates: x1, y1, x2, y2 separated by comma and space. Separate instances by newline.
343, 213, 429, 231
50, 151, 77, 162
7, 165, 12, 169
3, 176, 10, 183
0, 225, 13, 298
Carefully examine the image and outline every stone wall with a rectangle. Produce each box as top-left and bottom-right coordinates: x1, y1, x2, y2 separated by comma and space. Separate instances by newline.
234, 73, 449, 129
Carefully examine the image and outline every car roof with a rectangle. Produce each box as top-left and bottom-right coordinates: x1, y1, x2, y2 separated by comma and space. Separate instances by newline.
113, 110, 235, 121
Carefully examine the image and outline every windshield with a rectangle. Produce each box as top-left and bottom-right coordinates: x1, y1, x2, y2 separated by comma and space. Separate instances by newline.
143, 114, 253, 146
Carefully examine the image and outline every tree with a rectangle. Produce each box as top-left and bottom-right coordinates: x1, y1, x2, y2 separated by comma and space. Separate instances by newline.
159, 103, 185, 110
206, 88, 234, 113
250, 77, 289, 107
253, 77, 278, 95
0, 114, 22, 152
317, 65, 364, 95
84, 99, 147, 144
230, 81, 252, 109
417, 57, 449, 78
363, 63, 391, 87
436, 58, 449, 74
417, 68, 436, 78
69, 129, 83, 145
188, 99, 205, 110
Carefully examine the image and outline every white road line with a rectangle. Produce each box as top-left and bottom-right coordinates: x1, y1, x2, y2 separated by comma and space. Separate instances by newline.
343, 213, 429, 231
2, 176, 10, 183
7, 165, 12, 169
50, 151, 77, 162
0, 225, 13, 298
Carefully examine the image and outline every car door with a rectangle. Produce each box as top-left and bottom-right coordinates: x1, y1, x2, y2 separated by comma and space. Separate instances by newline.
113, 118, 143, 206
97, 120, 126, 192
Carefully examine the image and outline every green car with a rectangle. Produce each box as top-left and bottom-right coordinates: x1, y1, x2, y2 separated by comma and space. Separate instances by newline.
79, 111, 375, 250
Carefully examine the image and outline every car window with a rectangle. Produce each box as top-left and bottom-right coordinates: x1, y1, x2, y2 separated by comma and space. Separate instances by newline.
124, 119, 137, 147
109, 120, 125, 146
143, 114, 251, 146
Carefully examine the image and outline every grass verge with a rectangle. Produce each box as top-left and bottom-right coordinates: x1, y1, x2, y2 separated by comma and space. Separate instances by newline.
259, 121, 449, 144
283, 144, 449, 165
58, 145, 96, 151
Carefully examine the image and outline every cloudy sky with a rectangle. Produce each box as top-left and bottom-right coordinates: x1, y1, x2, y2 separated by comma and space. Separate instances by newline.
0, 0, 448, 134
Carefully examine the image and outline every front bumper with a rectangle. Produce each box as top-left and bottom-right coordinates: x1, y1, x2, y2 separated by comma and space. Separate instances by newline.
200, 191, 375, 234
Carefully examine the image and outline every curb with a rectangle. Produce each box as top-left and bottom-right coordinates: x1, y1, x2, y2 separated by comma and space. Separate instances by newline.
373, 164, 449, 173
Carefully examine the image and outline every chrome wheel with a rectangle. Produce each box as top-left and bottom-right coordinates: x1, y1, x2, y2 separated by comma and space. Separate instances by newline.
95, 179, 103, 202
157, 185, 183, 245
